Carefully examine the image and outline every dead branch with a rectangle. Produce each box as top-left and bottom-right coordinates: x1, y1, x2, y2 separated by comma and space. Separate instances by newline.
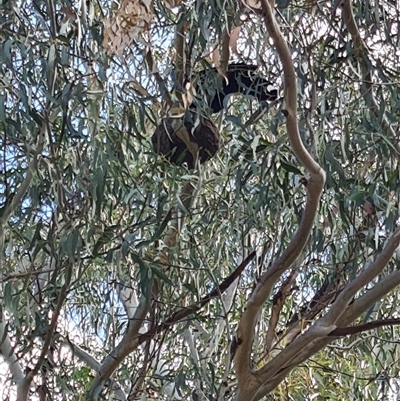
138, 251, 257, 345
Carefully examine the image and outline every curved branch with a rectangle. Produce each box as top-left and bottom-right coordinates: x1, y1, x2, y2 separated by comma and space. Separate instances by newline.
241, 5, 400, 398
256, 236, 400, 389
233, 1, 325, 397
257, 316, 335, 381
260, 1, 324, 177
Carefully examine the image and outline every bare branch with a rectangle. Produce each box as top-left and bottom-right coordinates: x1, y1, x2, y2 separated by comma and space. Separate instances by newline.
246, 242, 400, 399
234, 180, 324, 390
260, 2, 324, 176
258, 319, 336, 381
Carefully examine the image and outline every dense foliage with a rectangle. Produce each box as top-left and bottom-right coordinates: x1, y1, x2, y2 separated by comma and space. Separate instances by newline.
1, 0, 400, 400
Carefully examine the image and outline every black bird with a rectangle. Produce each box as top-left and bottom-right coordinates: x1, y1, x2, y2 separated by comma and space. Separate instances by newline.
194, 63, 278, 113
152, 115, 220, 169
152, 63, 278, 168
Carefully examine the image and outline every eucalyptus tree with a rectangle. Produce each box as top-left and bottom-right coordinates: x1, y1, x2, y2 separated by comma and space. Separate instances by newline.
1, 0, 400, 400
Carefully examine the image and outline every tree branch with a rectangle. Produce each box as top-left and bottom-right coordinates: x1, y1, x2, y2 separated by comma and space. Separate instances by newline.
318, 227, 400, 327
218, 12, 234, 75
330, 318, 400, 336
183, 329, 208, 401
265, 270, 298, 352
339, 269, 400, 326
157, 181, 195, 269
260, 2, 323, 176
86, 251, 255, 400
174, 16, 187, 89
88, 181, 198, 399
248, 244, 400, 399
87, 293, 149, 400
233, 1, 325, 397
63, 338, 127, 400
139, 251, 256, 345
20, 263, 73, 401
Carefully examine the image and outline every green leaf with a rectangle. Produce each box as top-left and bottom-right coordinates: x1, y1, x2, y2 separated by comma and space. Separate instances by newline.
150, 265, 173, 285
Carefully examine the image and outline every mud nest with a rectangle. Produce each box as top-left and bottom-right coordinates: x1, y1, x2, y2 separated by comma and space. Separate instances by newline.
152, 113, 220, 169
